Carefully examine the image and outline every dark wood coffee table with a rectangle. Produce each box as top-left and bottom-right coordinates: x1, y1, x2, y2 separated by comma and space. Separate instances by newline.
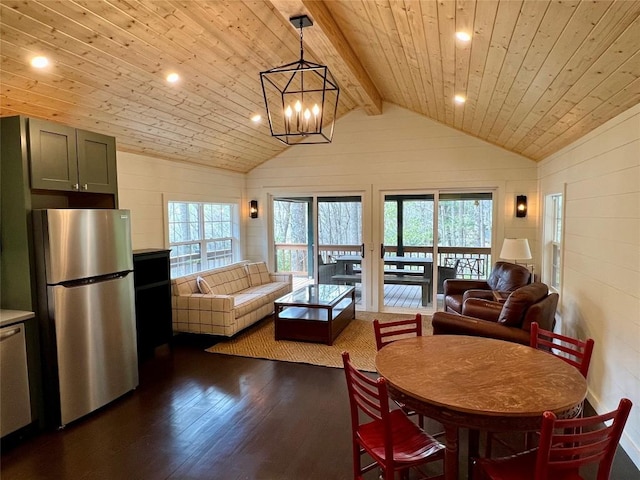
274, 284, 355, 345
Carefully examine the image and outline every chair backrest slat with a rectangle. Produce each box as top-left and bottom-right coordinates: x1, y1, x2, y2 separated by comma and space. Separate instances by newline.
530, 322, 594, 378
373, 314, 422, 350
342, 352, 388, 422
534, 398, 632, 480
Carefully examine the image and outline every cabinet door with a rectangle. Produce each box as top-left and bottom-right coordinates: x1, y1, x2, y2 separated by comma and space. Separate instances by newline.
28, 118, 78, 191
76, 130, 118, 194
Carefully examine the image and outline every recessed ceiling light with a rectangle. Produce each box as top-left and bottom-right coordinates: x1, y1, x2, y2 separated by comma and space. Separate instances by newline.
251, 114, 262, 123
166, 72, 180, 83
31, 56, 49, 68
454, 95, 466, 104
456, 31, 472, 42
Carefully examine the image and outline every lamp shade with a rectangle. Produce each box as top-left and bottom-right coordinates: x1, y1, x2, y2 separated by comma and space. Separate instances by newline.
499, 238, 532, 261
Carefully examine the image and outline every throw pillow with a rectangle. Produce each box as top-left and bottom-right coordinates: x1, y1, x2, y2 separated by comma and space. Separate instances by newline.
196, 275, 212, 294
246, 262, 271, 286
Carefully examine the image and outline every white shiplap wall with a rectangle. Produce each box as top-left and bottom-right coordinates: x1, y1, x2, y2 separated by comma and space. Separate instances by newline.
538, 103, 640, 467
247, 103, 538, 267
116, 152, 245, 251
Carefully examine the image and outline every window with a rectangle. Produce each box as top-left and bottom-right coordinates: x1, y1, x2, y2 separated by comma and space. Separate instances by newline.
547, 194, 563, 290
168, 201, 238, 277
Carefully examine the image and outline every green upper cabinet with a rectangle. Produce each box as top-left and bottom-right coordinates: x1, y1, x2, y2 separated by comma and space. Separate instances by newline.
76, 129, 118, 194
28, 118, 117, 194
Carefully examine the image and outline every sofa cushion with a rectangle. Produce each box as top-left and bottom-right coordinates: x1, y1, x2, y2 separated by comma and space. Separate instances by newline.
233, 292, 272, 318
244, 282, 292, 302
196, 276, 212, 294
206, 263, 251, 294
498, 283, 549, 326
245, 262, 271, 286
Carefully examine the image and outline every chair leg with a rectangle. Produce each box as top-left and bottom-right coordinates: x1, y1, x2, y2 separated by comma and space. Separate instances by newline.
484, 432, 494, 458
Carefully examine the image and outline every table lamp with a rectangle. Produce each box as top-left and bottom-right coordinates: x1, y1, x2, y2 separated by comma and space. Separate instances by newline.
499, 238, 532, 264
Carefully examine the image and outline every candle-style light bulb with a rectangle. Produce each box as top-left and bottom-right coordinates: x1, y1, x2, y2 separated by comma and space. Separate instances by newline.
284, 105, 293, 133
312, 104, 320, 131
294, 100, 302, 131
303, 108, 311, 133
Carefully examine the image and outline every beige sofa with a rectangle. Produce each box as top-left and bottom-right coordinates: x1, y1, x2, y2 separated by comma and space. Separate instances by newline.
171, 261, 292, 337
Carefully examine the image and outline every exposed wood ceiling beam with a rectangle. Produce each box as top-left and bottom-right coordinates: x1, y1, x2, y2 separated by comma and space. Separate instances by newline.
268, 0, 383, 115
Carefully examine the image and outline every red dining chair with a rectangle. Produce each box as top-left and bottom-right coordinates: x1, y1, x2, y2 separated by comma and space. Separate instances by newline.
373, 314, 423, 350
530, 321, 595, 379
341, 351, 445, 480
485, 322, 595, 457
474, 397, 632, 480
373, 315, 426, 428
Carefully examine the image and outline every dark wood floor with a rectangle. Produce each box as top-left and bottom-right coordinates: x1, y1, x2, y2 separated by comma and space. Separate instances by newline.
2, 336, 638, 480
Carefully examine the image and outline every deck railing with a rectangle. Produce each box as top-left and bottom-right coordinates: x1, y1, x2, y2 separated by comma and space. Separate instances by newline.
275, 244, 492, 280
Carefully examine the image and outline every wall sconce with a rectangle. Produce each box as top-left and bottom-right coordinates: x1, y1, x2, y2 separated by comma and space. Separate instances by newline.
516, 195, 527, 217
249, 200, 258, 219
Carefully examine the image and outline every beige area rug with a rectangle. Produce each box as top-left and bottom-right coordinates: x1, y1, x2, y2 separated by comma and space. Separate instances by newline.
206, 312, 433, 372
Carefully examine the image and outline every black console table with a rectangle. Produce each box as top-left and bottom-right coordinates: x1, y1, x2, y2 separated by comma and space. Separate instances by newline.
132, 249, 172, 361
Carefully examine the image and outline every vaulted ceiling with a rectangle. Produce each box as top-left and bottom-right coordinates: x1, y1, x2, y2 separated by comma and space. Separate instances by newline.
1, 1, 638, 173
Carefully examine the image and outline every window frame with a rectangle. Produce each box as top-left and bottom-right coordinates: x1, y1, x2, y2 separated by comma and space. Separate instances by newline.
543, 191, 565, 294
165, 199, 240, 278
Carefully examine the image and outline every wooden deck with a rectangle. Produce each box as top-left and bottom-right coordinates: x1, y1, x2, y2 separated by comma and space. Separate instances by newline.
292, 277, 444, 310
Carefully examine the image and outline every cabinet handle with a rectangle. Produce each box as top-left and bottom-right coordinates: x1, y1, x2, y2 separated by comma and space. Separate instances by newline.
82, 184, 88, 190
73, 183, 79, 191
0, 327, 21, 341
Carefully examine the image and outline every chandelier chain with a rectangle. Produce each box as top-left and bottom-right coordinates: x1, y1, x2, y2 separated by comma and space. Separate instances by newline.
298, 19, 304, 61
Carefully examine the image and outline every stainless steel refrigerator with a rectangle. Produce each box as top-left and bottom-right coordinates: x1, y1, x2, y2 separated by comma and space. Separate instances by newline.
32, 209, 138, 427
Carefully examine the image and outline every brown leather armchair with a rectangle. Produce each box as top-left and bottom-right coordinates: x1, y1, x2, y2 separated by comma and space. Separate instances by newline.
443, 261, 532, 313
432, 282, 558, 345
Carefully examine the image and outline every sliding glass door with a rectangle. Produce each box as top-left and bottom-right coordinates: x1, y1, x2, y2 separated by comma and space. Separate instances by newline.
273, 189, 493, 312
436, 192, 493, 309
272, 195, 364, 306
377, 190, 494, 312
381, 194, 435, 309
273, 197, 312, 281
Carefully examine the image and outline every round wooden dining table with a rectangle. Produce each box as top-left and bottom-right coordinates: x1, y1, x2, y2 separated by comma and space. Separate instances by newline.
375, 335, 587, 480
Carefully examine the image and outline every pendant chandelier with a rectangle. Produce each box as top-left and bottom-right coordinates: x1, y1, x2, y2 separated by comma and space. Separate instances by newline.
260, 15, 340, 145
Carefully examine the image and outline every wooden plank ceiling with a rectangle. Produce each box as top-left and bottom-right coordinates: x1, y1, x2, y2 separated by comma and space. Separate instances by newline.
1, 0, 638, 173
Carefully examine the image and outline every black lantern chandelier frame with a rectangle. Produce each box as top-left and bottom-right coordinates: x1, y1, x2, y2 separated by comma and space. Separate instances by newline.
260, 15, 340, 145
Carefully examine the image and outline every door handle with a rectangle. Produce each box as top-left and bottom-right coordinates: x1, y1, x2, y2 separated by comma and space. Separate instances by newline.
380, 244, 386, 259
360, 243, 365, 259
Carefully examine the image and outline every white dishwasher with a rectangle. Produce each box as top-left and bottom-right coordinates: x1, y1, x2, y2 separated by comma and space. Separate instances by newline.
0, 310, 33, 438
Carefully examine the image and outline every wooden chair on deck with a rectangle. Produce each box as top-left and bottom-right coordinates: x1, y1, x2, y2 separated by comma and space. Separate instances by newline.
341, 351, 445, 480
